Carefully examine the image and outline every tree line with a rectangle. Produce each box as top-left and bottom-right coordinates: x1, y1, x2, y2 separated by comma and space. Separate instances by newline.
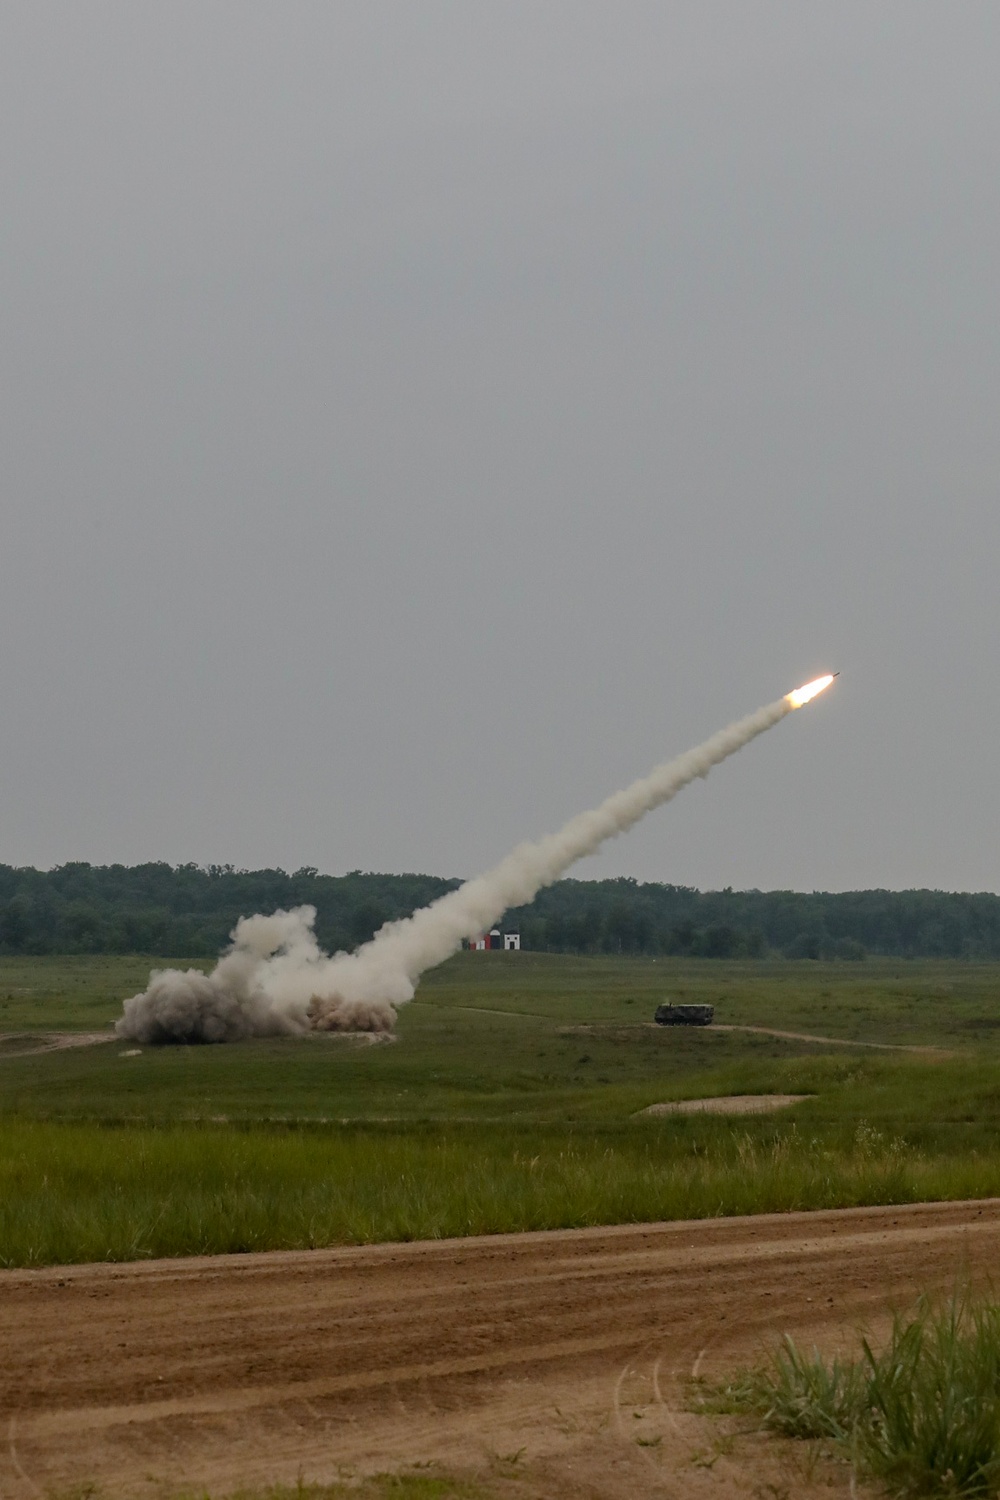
508, 879, 1000, 960
1, 864, 1000, 960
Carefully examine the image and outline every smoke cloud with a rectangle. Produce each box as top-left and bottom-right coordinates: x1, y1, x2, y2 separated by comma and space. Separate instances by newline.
116, 691, 800, 1043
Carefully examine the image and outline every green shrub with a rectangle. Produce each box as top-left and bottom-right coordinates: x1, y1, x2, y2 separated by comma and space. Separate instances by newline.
712, 1294, 1000, 1497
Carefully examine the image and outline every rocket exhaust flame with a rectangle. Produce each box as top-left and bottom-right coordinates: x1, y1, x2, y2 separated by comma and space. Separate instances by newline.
785, 674, 836, 709
116, 675, 837, 1044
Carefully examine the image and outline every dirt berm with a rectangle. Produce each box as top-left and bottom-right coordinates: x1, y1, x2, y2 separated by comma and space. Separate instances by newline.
2, 1199, 999, 1499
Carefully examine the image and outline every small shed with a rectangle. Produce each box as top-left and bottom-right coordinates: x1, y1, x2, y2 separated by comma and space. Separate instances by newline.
469, 929, 520, 951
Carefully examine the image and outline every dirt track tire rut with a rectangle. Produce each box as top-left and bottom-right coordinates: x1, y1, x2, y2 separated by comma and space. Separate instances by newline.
3, 1199, 999, 1498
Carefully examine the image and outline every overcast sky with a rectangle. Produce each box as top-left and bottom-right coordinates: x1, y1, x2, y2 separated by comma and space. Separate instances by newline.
1, 2, 998, 892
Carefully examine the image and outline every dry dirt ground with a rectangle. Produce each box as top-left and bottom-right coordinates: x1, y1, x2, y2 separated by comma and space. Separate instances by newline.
0, 1030, 114, 1057
3, 1201, 1000, 1499
561, 1020, 950, 1054
640, 1093, 812, 1116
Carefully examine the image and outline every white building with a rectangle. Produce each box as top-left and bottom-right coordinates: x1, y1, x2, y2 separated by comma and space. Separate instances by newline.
469, 928, 520, 951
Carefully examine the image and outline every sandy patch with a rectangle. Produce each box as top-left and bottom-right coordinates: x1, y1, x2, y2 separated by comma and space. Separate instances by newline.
0, 1030, 398, 1059
641, 1093, 813, 1116
0, 1031, 115, 1058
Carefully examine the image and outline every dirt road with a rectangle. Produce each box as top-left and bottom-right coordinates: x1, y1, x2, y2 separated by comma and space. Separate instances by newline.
0, 1030, 113, 1057
2, 1199, 999, 1499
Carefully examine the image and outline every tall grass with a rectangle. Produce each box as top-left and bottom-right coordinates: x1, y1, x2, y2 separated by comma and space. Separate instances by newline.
4, 1118, 1000, 1268
712, 1294, 1000, 1497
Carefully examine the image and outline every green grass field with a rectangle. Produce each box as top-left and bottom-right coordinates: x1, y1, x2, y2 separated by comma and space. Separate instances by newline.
2, 951, 1000, 1267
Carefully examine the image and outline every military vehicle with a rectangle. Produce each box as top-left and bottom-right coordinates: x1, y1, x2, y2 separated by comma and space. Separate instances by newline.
654, 1003, 714, 1026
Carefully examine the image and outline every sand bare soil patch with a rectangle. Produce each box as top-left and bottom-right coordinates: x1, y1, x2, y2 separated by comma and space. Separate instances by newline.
641, 1093, 812, 1116
0, 1030, 113, 1058
563, 1019, 949, 1052
714, 1022, 951, 1054
2, 1200, 999, 1499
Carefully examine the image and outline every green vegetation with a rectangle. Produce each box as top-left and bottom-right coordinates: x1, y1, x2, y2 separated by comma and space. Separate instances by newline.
4, 1117, 1000, 1269
708, 1294, 1000, 1497
0, 864, 458, 958
3, 861, 1000, 957
3, 951, 1000, 1267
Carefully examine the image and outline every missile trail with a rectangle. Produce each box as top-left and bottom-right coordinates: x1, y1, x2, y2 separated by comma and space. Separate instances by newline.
315, 675, 837, 1018
117, 674, 836, 1043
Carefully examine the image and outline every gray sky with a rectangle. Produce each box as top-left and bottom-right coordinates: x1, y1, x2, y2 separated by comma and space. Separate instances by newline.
1, 2, 998, 892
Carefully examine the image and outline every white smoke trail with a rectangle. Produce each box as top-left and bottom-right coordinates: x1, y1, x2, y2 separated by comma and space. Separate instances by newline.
116, 683, 829, 1043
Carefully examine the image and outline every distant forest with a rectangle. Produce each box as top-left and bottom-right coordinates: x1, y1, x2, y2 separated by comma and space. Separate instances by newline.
1, 863, 1000, 960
